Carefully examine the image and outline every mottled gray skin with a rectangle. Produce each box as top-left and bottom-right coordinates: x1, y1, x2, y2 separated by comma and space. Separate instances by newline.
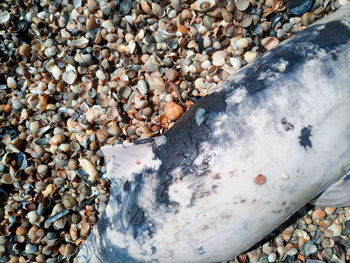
75, 8, 350, 263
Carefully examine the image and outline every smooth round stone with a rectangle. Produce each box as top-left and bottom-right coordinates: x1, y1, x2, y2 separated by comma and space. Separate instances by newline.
287, 0, 314, 15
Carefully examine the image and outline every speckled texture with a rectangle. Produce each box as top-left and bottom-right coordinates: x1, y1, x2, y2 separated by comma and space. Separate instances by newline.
75, 8, 350, 263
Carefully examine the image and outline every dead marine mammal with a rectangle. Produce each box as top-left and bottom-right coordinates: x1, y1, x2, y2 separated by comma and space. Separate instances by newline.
75, 8, 350, 263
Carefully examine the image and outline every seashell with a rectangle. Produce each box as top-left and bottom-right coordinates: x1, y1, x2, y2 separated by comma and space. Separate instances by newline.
86, 106, 104, 123
241, 14, 253, 28
105, 107, 119, 121
144, 56, 160, 72
212, 50, 227, 66
70, 37, 89, 48
272, 0, 286, 11
101, 20, 114, 29
58, 143, 71, 152
37, 164, 49, 176
16, 226, 28, 236
63, 195, 77, 209
49, 134, 65, 146
96, 129, 109, 143
79, 220, 91, 237
164, 102, 184, 121
135, 98, 148, 110
137, 80, 148, 95
327, 223, 342, 236
287, 0, 314, 15
119, 86, 132, 99
236, 37, 250, 49
0, 11, 10, 24
54, 153, 69, 167
230, 57, 242, 70
42, 184, 56, 197
140, 0, 153, 15
301, 241, 317, 256
59, 244, 73, 259
244, 51, 257, 64
1, 173, 14, 184
63, 65, 78, 85
203, 15, 215, 30
7, 77, 17, 89
79, 158, 99, 182
25, 244, 38, 254
96, 69, 107, 80
301, 12, 315, 26
152, 3, 164, 17
19, 44, 31, 57
191, 0, 216, 12
250, 24, 263, 35
119, 0, 132, 15
45, 46, 57, 57
222, 8, 233, 23
262, 37, 279, 50
147, 76, 165, 91
223, 24, 235, 37
312, 208, 326, 220
107, 122, 122, 136
235, 0, 250, 11
38, 95, 47, 113
27, 211, 44, 226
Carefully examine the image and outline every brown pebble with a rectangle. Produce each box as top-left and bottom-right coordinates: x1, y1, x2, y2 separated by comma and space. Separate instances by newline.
164, 102, 184, 121
312, 208, 326, 220
254, 174, 267, 185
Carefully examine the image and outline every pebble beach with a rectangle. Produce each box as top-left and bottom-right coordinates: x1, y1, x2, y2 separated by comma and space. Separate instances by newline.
0, 0, 349, 262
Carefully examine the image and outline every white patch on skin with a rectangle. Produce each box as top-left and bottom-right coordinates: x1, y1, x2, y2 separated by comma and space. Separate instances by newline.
101, 138, 163, 182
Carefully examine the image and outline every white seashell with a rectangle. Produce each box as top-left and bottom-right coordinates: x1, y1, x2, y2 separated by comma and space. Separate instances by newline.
63, 65, 77, 84
191, 0, 216, 12
244, 51, 257, 63
79, 158, 98, 182
212, 50, 227, 66
236, 38, 250, 49
0, 11, 10, 24
51, 65, 62, 80
70, 37, 89, 48
230, 57, 242, 70
6, 77, 17, 89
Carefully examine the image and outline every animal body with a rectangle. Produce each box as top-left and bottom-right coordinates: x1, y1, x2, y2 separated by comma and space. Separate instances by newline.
75, 8, 350, 263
